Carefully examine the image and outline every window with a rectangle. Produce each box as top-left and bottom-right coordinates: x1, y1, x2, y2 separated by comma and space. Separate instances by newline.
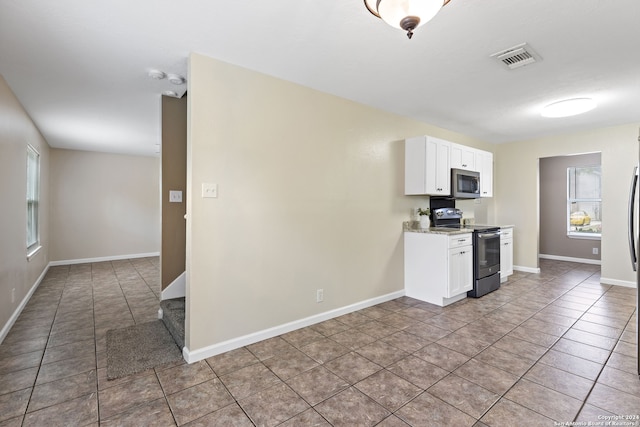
567, 165, 601, 238
27, 145, 40, 256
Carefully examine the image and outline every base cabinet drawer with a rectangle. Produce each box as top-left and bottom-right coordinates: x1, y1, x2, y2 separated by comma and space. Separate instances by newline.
449, 234, 472, 249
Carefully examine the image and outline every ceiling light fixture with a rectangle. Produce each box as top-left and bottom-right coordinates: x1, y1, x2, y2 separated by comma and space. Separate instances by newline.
364, 0, 451, 39
167, 74, 186, 85
148, 69, 166, 80
541, 98, 597, 118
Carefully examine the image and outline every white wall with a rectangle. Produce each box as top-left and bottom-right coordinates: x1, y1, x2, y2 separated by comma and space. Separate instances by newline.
186, 53, 492, 358
495, 124, 639, 285
0, 75, 50, 340
49, 149, 160, 263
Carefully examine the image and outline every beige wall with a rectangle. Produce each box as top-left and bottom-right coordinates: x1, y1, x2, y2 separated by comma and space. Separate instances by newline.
49, 149, 160, 262
186, 53, 492, 355
0, 75, 50, 339
539, 153, 601, 260
495, 124, 639, 285
161, 95, 187, 290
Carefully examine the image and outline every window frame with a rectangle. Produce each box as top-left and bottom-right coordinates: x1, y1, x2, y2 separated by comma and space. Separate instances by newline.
26, 144, 41, 259
566, 165, 601, 240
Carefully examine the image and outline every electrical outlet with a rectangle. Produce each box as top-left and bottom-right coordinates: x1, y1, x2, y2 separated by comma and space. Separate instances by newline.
169, 190, 182, 203
316, 289, 324, 303
202, 183, 218, 198
593, 247, 599, 255
11, 288, 15, 303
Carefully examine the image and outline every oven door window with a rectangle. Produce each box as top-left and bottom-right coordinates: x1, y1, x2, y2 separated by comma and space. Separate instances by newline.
476, 232, 500, 277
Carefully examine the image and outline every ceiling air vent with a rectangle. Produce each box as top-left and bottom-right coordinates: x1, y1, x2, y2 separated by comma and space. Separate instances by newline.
490, 43, 542, 70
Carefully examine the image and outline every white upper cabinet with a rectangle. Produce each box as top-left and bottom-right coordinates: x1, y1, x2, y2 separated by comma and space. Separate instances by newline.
405, 135, 493, 197
475, 150, 493, 197
450, 143, 476, 171
405, 136, 450, 196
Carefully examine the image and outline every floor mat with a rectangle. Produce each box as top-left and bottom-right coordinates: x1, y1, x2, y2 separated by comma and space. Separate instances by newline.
106, 320, 183, 380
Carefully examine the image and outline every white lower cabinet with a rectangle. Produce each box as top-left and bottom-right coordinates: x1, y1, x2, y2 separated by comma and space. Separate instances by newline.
448, 246, 473, 297
404, 232, 473, 306
500, 227, 514, 282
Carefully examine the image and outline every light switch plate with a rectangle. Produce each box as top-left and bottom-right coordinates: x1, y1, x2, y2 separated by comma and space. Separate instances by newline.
202, 183, 218, 198
169, 190, 183, 203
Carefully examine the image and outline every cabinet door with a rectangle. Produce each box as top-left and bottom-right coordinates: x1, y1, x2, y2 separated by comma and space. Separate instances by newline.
451, 143, 476, 170
476, 150, 493, 197
448, 246, 473, 297
405, 136, 450, 196
500, 238, 513, 279
405, 137, 427, 195
427, 137, 451, 195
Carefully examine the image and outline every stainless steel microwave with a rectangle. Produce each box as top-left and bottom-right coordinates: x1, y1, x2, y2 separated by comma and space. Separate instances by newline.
451, 168, 480, 198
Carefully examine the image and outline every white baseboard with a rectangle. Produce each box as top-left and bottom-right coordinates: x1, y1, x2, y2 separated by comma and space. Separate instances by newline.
513, 265, 541, 274
49, 252, 160, 266
183, 290, 405, 364
0, 264, 50, 345
539, 253, 601, 265
161, 271, 185, 301
600, 277, 636, 288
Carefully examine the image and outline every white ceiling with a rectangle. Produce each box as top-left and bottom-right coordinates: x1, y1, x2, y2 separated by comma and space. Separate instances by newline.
1, 0, 639, 157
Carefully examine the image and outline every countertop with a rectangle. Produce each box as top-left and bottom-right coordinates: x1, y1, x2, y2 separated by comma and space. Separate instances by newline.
403, 222, 514, 234
403, 222, 471, 235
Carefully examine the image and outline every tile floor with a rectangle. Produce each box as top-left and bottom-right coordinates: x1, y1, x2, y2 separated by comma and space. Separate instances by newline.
0, 258, 638, 426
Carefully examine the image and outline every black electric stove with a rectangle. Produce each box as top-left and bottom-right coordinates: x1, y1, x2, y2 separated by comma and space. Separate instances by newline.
431, 208, 499, 232
431, 207, 501, 298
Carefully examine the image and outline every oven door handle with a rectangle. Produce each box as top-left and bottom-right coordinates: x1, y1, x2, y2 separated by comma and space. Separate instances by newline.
476, 232, 500, 239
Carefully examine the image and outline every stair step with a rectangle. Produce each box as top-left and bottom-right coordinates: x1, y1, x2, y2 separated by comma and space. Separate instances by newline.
160, 297, 185, 349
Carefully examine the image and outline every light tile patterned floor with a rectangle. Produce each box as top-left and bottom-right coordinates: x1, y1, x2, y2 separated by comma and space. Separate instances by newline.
0, 258, 638, 426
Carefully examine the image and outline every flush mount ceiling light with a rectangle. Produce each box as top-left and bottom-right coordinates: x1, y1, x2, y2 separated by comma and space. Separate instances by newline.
167, 74, 186, 85
364, 0, 451, 39
541, 98, 597, 118
148, 69, 166, 80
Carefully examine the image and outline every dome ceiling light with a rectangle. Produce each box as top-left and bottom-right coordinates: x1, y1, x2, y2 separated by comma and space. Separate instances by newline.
167, 74, 186, 85
541, 98, 597, 118
148, 69, 166, 80
364, 0, 452, 39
